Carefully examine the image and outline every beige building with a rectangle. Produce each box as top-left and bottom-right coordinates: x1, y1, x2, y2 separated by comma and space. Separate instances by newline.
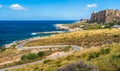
90, 9, 120, 23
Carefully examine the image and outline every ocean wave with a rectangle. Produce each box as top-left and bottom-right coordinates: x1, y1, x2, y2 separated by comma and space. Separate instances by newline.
31, 33, 37, 35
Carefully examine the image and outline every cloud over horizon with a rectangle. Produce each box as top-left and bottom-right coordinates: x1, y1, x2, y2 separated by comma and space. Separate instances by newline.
9, 4, 27, 10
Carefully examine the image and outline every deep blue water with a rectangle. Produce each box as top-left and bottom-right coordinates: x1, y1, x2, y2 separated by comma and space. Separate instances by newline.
0, 21, 75, 46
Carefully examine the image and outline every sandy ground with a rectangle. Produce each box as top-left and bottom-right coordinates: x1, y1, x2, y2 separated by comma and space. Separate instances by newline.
47, 52, 66, 59
0, 59, 20, 66
47, 51, 74, 59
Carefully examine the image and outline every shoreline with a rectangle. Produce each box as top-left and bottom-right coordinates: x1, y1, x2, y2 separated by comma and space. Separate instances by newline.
1, 23, 73, 48
54, 24, 70, 30
3, 34, 59, 48
54, 23, 83, 32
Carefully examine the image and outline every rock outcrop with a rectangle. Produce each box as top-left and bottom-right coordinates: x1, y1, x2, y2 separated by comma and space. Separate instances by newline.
90, 9, 120, 23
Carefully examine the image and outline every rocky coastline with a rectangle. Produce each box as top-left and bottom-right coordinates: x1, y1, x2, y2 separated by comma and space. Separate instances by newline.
55, 24, 83, 32
54, 24, 70, 30
3, 23, 78, 48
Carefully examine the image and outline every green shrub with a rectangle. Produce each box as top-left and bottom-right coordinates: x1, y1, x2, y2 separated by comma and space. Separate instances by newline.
110, 54, 120, 69
34, 67, 39, 70
113, 34, 119, 38
100, 48, 110, 55
117, 22, 120, 25
43, 59, 53, 64
63, 45, 71, 52
0, 47, 6, 52
87, 48, 111, 60
37, 51, 45, 57
21, 55, 27, 60
104, 23, 114, 28
111, 54, 120, 60
21, 53, 37, 60
84, 24, 102, 30
88, 52, 100, 60
16, 61, 22, 65
27, 53, 37, 60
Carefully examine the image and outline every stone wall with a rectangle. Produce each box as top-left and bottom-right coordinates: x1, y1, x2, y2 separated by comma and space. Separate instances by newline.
90, 9, 120, 23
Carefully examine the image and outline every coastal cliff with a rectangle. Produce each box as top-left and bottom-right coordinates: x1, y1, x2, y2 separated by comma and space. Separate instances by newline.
90, 9, 120, 23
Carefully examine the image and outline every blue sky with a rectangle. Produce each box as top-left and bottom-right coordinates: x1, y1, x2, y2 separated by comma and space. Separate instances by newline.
0, 0, 120, 20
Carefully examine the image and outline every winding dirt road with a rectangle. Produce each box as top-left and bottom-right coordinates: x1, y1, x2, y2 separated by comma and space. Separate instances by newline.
0, 39, 82, 71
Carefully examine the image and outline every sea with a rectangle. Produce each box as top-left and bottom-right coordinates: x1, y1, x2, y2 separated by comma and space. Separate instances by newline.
0, 20, 75, 47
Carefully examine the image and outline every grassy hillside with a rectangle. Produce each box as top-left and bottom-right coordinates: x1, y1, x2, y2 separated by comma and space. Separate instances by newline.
7, 43, 120, 71
0, 45, 31, 64
0, 45, 72, 69
4, 28, 120, 71
25, 28, 120, 48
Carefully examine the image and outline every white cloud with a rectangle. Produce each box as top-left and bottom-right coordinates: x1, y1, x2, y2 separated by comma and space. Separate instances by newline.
86, 4, 98, 8
9, 4, 27, 10
84, 3, 98, 9
0, 4, 3, 8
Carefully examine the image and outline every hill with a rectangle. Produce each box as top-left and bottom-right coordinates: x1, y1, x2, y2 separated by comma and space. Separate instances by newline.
5, 28, 120, 71
7, 43, 120, 71
25, 28, 120, 48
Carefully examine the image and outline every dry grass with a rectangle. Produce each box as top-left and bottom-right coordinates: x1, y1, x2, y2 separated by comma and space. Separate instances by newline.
7, 43, 120, 71
0, 48, 31, 67
25, 28, 120, 48
6, 28, 120, 71
0, 45, 73, 69
1, 28, 120, 71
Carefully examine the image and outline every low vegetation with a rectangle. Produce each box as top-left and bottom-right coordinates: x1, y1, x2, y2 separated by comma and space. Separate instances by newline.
21, 51, 51, 61
0, 45, 29, 63
25, 28, 120, 48
1, 28, 120, 71
0, 46, 72, 69
0, 46, 31, 69
87, 48, 111, 60
43, 59, 53, 64
63, 22, 116, 30
21, 53, 38, 60
7, 43, 120, 71
5, 28, 120, 71
58, 61, 98, 71
0, 47, 6, 52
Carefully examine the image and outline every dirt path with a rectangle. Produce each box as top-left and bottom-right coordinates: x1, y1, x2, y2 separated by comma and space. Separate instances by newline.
0, 38, 83, 71
0, 51, 75, 71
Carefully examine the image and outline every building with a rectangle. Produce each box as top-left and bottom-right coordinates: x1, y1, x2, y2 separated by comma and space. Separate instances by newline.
90, 9, 120, 23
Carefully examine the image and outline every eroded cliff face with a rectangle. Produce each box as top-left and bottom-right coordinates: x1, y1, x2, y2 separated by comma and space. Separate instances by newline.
90, 9, 120, 23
